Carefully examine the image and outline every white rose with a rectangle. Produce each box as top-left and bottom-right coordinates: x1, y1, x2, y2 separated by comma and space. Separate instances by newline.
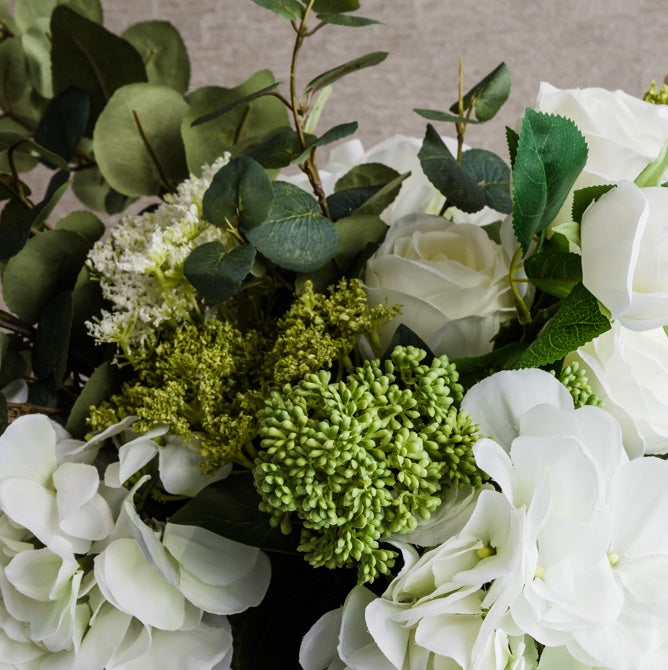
580, 180, 668, 330
285, 135, 502, 226
567, 322, 668, 456
535, 83, 668, 225
363, 213, 515, 358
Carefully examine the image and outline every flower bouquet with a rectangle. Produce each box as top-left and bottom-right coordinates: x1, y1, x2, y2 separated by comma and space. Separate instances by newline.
2, 1, 668, 668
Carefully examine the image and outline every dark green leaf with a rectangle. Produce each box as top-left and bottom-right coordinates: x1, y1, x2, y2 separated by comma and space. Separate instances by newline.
0, 332, 28, 389
313, 0, 360, 11
334, 162, 407, 217
32, 290, 73, 387
303, 121, 358, 153
512, 109, 588, 254
202, 156, 273, 229
414, 108, 479, 125
316, 13, 380, 26
34, 88, 90, 162
70, 266, 108, 370
0, 38, 30, 111
304, 51, 388, 95
51, 5, 147, 132
524, 251, 583, 299
505, 126, 519, 169
571, 184, 615, 223
184, 242, 256, 304
245, 181, 338, 272
66, 361, 121, 438
0, 131, 69, 168
0, 169, 70, 260
56, 210, 105, 243
333, 213, 387, 270
449, 62, 511, 122
122, 20, 190, 94
14, 0, 103, 30
460, 148, 512, 214
2, 229, 91, 323
93, 83, 189, 197
169, 472, 300, 553
250, 0, 304, 20
245, 128, 315, 169
326, 184, 382, 221
418, 124, 486, 213
189, 81, 280, 127
511, 283, 610, 369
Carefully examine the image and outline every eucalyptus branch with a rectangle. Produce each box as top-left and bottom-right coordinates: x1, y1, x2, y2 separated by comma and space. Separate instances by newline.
288, 1, 331, 218
304, 21, 327, 37
267, 90, 294, 111
456, 56, 466, 163
0, 310, 34, 339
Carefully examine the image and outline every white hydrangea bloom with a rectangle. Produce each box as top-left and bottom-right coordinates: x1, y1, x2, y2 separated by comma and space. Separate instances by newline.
86, 155, 233, 353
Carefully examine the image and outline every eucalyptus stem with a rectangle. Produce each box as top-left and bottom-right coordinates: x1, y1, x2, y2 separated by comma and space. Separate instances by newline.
456, 55, 466, 163
289, 0, 331, 218
0, 310, 33, 339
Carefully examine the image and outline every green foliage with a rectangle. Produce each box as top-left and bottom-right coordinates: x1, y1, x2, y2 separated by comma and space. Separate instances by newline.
571, 184, 615, 223
93, 83, 189, 196
643, 80, 668, 105
254, 345, 484, 583
89, 279, 398, 473
523, 250, 583, 299
31, 290, 72, 387
512, 109, 588, 253
449, 62, 511, 122
304, 51, 388, 95
511, 283, 611, 369
250, 0, 304, 21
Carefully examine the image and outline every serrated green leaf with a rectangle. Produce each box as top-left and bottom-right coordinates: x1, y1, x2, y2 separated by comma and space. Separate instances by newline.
51, 6, 147, 132
460, 148, 512, 213
0, 169, 69, 259
505, 126, 519, 169
34, 88, 90, 163
449, 62, 511, 122
523, 250, 583, 299
93, 83, 189, 197
32, 290, 72, 386
315, 13, 380, 26
250, 0, 304, 21
122, 21, 190, 94
418, 124, 486, 213
511, 283, 610, 369
184, 242, 256, 304
511, 109, 588, 253
202, 156, 273, 230
56, 210, 104, 243
413, 108, 479, 125
245, 181, 337, 272
571, 184, 615, 224
2, 229, 91, 323
65, 361, 121, 438
304, 51, 388, 95
169, 472, 300, 553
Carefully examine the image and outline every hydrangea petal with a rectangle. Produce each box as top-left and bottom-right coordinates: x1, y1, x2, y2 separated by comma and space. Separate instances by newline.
299, 607, 343, 670
0, 415, 58, 486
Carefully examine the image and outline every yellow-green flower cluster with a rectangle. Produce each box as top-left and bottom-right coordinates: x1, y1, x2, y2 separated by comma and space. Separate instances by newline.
643, 80, 668, 105
89, 279, 398, 473
254, 345, 484, 584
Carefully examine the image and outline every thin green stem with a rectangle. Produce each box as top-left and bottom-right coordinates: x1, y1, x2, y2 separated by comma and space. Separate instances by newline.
509, 246, 532, 324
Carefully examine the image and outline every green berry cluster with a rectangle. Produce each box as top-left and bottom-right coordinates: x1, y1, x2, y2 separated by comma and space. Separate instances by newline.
254, 345, 484, 583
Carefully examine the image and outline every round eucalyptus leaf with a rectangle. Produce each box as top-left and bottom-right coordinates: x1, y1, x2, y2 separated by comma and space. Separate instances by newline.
182, 70, 289, 175
14, 0, 102, 32
122, 21, 190, 94
56, 210, 104, 243
21, 18, 52, 98
71, 164, 136, 214
202, 156, 273, 230
93, 82, 189, 197
245, 181, 338, 272
2, 229, 91, 323
184, 242, 256, 304
0, 38, 30, 109
460, 148, 512, 214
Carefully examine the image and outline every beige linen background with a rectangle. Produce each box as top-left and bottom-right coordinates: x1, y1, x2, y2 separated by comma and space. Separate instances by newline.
101, 0, 668, 157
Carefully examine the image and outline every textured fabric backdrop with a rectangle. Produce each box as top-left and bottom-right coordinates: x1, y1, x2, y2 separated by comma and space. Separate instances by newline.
101, 0, 668, 156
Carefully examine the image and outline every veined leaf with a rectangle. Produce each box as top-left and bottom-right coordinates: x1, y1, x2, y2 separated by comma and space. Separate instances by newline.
511, 283, 610, 369
523, 250, 583, 299
512, 109, 588, 254
250, 0, 304, 21
449, 62, 511, 123
304, 51, 388, 95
